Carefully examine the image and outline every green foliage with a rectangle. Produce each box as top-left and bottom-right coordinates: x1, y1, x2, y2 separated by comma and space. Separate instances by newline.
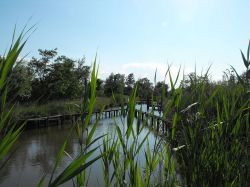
14, 97, 113, 118
167, 65, 249, 186
2, 26, 249, 187
26, 49, 90, 101
96, 78, 105, 96
137, 77, 153, 99
104, 73, 125, 96
125, 73, 135, 95
9, 61, 32, 100
240, 40, 250, 84
240, 40, 250, 69
0, 27, 29, 169
154, 81, 168, 98
46, 57, 104, 187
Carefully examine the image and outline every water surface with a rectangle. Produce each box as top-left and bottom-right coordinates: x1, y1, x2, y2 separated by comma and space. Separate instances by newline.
0, 112, 158, 187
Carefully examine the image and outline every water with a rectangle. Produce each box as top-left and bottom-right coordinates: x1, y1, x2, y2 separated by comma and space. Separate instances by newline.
135, 104, 163, 117
0, 113, 159, 187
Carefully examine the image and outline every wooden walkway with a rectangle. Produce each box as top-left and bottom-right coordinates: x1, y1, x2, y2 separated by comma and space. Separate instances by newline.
18, 107, 124, 129
134, 109, 170, 134
18, 101, 169, 133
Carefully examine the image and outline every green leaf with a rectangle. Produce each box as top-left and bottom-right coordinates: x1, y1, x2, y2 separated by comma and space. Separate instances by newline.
135, 131, 150, 156
174, 66, 181, 87
230, 65, 244, 85
50, 147, 102, 187
86, 122, 98, 145
85, 134, 107, 151
115, 125, 126, 151
247, 39, 250, 62
240, 50, 249, 69
38, 174, 46, 187
171, 112, 178, 140
49, 141, 67, 184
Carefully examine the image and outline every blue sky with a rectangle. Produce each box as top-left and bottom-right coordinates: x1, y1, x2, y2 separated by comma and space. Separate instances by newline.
0, 0, 250, 82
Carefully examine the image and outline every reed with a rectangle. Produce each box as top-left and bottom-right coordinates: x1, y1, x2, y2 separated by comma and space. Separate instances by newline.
1, 27, 249, 187
0, 26, 33, 169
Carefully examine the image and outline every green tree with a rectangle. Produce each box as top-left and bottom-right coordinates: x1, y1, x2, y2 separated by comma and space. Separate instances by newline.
27, 49, 90, 100
125, 73, 135, 95
28, 49, 58, 100
75, 57, 90, 84
137, 77, 153, 99
9, 61, 32, 101
104, 73, 125, 96
96, 78, 104, 96
46, 55, 90, 99
154, 81, 168, 98
28, 48, 57, 81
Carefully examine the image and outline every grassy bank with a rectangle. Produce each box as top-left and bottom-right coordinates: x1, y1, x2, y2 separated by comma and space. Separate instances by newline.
13, 97, 116, 119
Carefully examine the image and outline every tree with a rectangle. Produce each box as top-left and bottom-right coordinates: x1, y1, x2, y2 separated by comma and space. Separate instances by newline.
125, 73, 135, 95
27, 49, 58, 100
104, 73, 125, 96
154, 81, 168, 98
28, 48, 57, 81
44, 55, 90, 99
137, 77, 153, 99
96, 78, 104, 96
26, 49, 90, 101
9, 61, 33, 101
75, 57, 90, 84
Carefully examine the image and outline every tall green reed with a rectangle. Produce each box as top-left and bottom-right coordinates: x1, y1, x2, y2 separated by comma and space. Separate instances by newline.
2, 26, 249, 187
40, 58, 106, 187
0, 26, 33, 169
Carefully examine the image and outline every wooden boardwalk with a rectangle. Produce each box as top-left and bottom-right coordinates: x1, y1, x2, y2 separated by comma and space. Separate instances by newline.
134, 109, 170, 134
18, 107, 124, 129
17, 101, 169, 133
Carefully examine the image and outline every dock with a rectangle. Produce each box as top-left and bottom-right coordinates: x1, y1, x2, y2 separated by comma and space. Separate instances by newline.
17, 101, 169, 133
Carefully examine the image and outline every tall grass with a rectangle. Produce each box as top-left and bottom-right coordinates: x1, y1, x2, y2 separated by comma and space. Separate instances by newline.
0, 27, 31, 169
175, 44, 249, 187
13, 97, 112, 119
39, 58, 107, 187
1, 27, 249, 187
95, 44, 249, 186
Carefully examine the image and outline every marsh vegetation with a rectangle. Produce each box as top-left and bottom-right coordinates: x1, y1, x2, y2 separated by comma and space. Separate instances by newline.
0, 29, 249, 187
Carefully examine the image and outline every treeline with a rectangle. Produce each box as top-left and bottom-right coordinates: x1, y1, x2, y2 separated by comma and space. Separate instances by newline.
2, 48, 249, 105
3, 48, 168, 103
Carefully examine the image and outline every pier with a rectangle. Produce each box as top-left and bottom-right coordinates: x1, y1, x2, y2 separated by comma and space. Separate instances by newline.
17, 101, 169, 133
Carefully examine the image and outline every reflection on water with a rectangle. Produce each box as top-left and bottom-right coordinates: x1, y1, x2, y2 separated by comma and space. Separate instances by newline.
0, 113, 158, 187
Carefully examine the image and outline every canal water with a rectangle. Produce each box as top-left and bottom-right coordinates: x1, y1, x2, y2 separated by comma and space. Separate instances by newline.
0, 105, 161, 187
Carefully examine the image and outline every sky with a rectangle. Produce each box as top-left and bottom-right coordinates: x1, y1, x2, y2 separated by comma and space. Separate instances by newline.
0, 0, 250, 83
